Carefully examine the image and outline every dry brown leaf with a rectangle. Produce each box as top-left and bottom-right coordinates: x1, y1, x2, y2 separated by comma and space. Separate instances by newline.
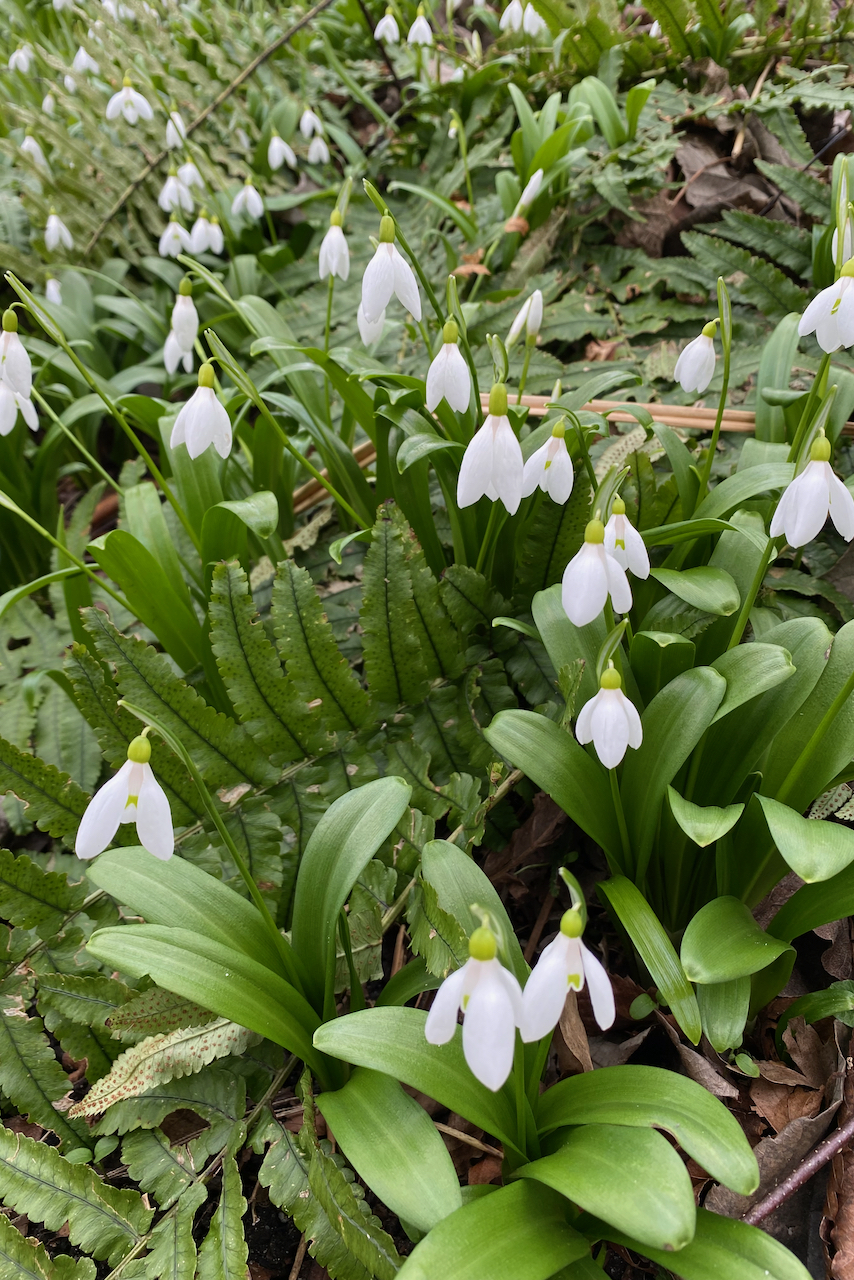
751, 1078, 823, 1133
468, 1155, 503, 1185
503, 215, 529, 234
558, 990, 593, 1073
451, 264, 490, 277
584, 339, 624, 362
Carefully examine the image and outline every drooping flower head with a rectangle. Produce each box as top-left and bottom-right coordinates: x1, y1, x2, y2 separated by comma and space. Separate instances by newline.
308, 135, 331, 165
0, 309, 33, 397
408, 5, 433, 43
73, 46, 99, 75
208, 215, 224, 255
604, 495, 649, 579
424, 925, 523, 1092
159, 218, 191, 258
457, 382, 524, 514
165, 109, 186, 149
158, 167, 193, 214
76, 733, 174, 862
520, 890, 615, 1043
9, 45, 34, 74
562, 516, 632, 627
45, 209, 73, 252
178, 160, 203, 190
375, 7, 400, 41
576, 662, 642, 769
674, 320, 717, 394
300, 108, 323, 139
426, 318, 471, 413
319, 208, 350, 282
231, 178, 264, 219
46, 277, 62, 306
106, 73, 154, 125
20, 135, 48, 170
361, 213, 422, 324
522, 419, 573, 504
170, 362, 232, 459
507, 288, 543, 346
798, 259, 854, 355
522, 3, 546, 36
499, 0, 523, 30
268, 130, 297, 171
164, 277, 198, 375
770, 431, 854, 548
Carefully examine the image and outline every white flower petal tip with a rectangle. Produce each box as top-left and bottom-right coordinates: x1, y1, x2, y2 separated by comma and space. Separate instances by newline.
357, 303, 385, 345
319, 221, 350, 282
770, 440, 854, 548
799, 275, 854, 354
674, 330, 716, 394
171, 372, 232, 460
158, 174, 194, 213
576, 668, 642, 769
562, 522, 632, 626
75, 740, 174, 862
604, 503, 649, 578
520, 912, 615, 1043
500, 0, 523, 29
375, 11, 400, 41
521, 430, 573, 504
457, 403, 524, 515
0, 328, 34, 397
425, 929, 521, 1092
507, 289, 543, 345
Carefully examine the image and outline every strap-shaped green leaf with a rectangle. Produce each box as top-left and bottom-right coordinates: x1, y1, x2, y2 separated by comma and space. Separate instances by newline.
537, 1064, 757, 1195
605, 1206, 809, 1280
758, 794, 854, 882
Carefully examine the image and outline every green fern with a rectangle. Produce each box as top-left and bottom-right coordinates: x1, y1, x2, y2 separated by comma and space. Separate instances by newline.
209, 561, 322, 763
197, 1151, 248, 1280
408, 880, 469, 977
0, 850, 86, 933
122, 1129, 197, 1209
0, 1214, 97, 1280
82, 610, 277, 789
702, 210, 812, 276
271, 562, 372, 735
107, 988, 215, 1042
754, 159, 831, 220
681, 231, 808, 320
0, 1002, 91, 1150
0, 1126, 153, 1266
360, 508, 431, 712
37, 974, 134, 1082
138, 1183, 207, 1280
383, 738, 451, 820
0, 736, 89, 840
219, 795, 287, 905
92, 1067, 246, 1140
440, 565, 510, 637
389, 504, 464, 681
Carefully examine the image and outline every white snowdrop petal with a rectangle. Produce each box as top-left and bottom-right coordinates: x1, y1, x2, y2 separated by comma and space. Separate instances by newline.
521, 440, 549, 497
519, 936, 571, 1042
0, 387, 19, 436
492, 416, 524, 514
462, 964, 517, 1091
392, 248, 422, 320
362, 245, 396, 322
444, 345, 471, 412
589, 689, 632, 768
75, 761, 134, 859
424, 965, 469, 1044
457, 422, 497, 508
622, 520, 650, 578
135, 765, 174, 860
781, 461, 831, 547
827, 467, 854, 542
574, 689, 599, 745
164, 332, 183, 374
579, 941, 616, 1030
604, 551, 633, 614
799, 285, 837, 338
562, 543, 608, 627
357, 303, 385, 345
507, 296, 531, 345
544, 446, 574, 504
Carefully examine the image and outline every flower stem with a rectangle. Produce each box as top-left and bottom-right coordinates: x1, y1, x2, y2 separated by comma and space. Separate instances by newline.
726, 538, 773, 650
516, 346, 532, 404
788, 351, 831, 463
609, 767, 632, 877
392, 219, 445, 328
324, 273, 335, 422
571, 416, 598, 492
475, 501, 503, 574
31, 387, 122, 494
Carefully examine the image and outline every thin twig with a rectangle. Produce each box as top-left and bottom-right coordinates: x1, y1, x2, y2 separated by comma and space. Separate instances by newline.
85, 0, 337, 254
523, 893, 555, 964
743, 1106, 854, 1224
288, 1236, 309, 1280
434, 1122, 503, 1158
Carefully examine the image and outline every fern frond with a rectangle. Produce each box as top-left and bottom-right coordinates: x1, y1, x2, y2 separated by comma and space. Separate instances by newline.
0, 1213, 96, 1280
106, 988, 215, 1043
220, 796, 285, 904
407, 880, 468, 977
392, 507, 464, 681
271, 562, 372, 735
0, 736, 89, 839
140, 1183, 207, 1280
704, 210, 811, 275
70, 1020, 260, 1118
0, 1127, 153, 1266
197, 1151, 248, 1280
681, 231, 809, 319
0, 1003, 91, 1150
360, 508, 430, 712
37, 973, 135, 1029
0, 849, 86, 933
121, 1129, 197, 1209
754, 159, 830, 219
82, 610, 277, 789
383, 738, 450, 820
209, 561, 319, 763
440, 565, 510, 637
92, 1068, 246, 1140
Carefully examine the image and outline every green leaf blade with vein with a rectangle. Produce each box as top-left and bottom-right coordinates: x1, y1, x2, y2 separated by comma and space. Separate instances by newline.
82, 610, 277, 789
681, 232, 808, 319
107, 988, 215, 1042
139, 1182, 206, 1280
0, 1213, 96, 1280
391, 505, 464, 681
197, 1152, 248, 1280
0, 734, 89, 839
0, 849, 86, 932
0, 1126, 153, 1266
361, 508, 430, 713
271, 561, 372, 736
0, 1006, 92, 1150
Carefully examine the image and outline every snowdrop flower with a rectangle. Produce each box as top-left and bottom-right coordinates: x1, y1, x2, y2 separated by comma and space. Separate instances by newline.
674, 321, 717, 393
234, 127, 251, 151
650, 18, 662, 35
164, 280, 198, 375
158, 218, 191, 258
448, 121, 457, 139
500, 0, 523, 29
76, 735, 174, 862
358, 303, 385, 345
232, 178, 264, 219
73, 46, 99, 74
798, 261, 854, 354
0, 311, 33, 397
190, 212, 211, 253
158, 169, 193, 214
375, 7, 400, 41
166, 110, 186, 149
45, 211, 73, 252
308, 135, 330, 165
770, 433, 854, 548
457, 382, 524, 514
426, 319, 471, 412
42, 93, 56, 116
178, 160, 203, 190
0, 383, 37, 435
46, 277, 62, 306
319, 209, 349, 281
425, 926, 522, 1092
64, 74, 77, 93
522, 3, 546, 35
520, 903, 615, 1041
300, 108, 323, 139
9, 46, 33, 74
268, 131, 297, 171
513, 168, 543, 218
106, 75, 154, 125
208, 215, 224, 255
507, 288, 543, 345
408, 5, 433, 44
562, 517, 632, 627
522, 420, 573, 504
576, 664, 642, 770
362, 214, 422, 322
20, 136, 48, 170
604, 495, 649, 579
171, 363, 231, 459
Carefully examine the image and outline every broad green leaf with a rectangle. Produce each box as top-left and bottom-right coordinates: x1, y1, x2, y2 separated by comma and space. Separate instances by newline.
650, 568, 740, 617
520, 1124, 695, 1252
314, 1007, 519, 1153
757, 794, 854, 882
599, 878, 702, 1043
397, 433, 465, 473
755, 314, 802, 443
680, 897, 792, 984
710, 644, 795, 723
316, 1068, 462, 1234
201, 491, 278, 588
693, 464, 794, 521
641, 518, 737, 546
667, 789, 743, 848
606, 1206, 809, 1280
395, 1181, 589, 1280
291, 778, 412, 1012
0, 568, 82, 624
375, 957, 440, 1007
536, 1065, 758, 1195
696, 978, 751, 1053
483, 710, 621, 864
769, 860, 854, 942
630, 631, 695, 705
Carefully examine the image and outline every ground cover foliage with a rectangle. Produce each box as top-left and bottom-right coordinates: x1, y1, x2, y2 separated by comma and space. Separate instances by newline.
4, 0, 854, 1277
